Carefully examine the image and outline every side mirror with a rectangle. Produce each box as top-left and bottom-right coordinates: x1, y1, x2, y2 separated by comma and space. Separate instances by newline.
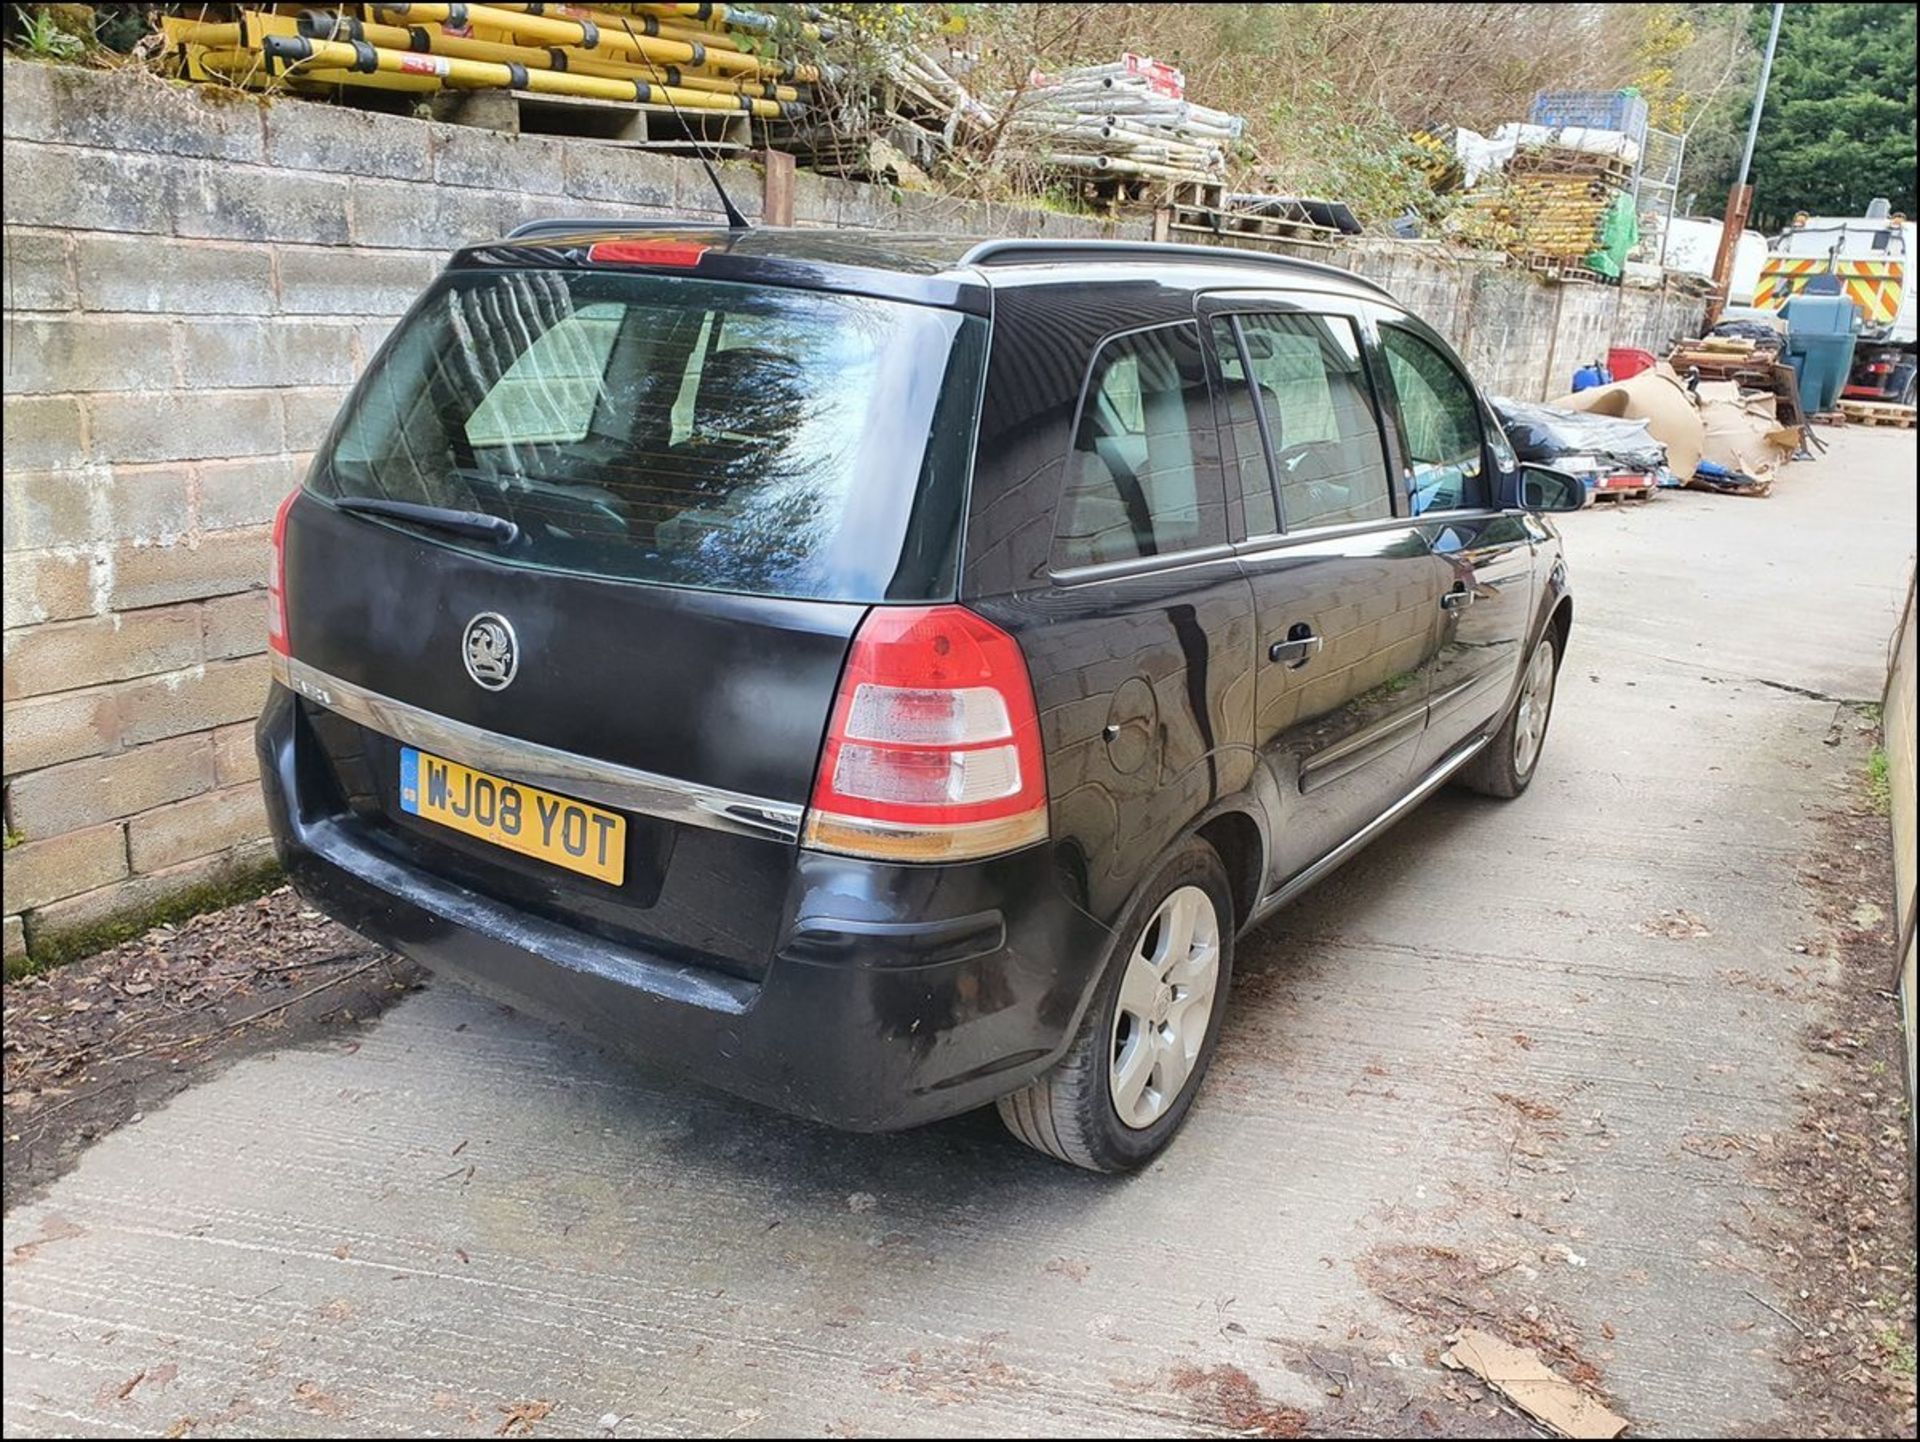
1521, 466, 1586, 513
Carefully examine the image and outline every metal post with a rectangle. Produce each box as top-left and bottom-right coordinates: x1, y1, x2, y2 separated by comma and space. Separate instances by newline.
1737, 3, 1785, 191
1708, 2, 1784, 325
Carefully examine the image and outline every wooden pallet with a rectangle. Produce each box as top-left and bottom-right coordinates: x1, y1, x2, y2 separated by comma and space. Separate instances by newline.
1810, 410, 1847, 426
1588, 484, 1653, 503
1167, 179, 1226, 210
1169, 204, 1338, 248
432, 88, 751, 151
1838, 399, 1916, 428
1518, 253, 1607, 285
1507, 148, 1634, 187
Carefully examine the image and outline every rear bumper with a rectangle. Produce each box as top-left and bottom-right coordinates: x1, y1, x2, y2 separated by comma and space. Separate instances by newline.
257, 684, 1110, 1131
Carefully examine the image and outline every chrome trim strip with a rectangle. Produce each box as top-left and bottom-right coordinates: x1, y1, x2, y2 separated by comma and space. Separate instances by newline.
273, 654, 804, 843
1251, 731, 1491, 922
1299, 702, 1428, 791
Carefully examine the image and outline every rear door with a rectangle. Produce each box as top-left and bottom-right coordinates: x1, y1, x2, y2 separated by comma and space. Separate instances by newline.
279, 262, 987, 978
1204, 298, 1447, 885
1374, 319, 1535, 774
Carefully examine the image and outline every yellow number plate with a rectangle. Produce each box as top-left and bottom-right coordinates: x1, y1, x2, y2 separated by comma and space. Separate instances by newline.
400, 747, 626, 885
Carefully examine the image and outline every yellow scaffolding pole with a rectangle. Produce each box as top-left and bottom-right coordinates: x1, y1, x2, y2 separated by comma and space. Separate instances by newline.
227, 10, 801, 101
481, 2, 752, 54
460, 0, 821, 79
366, 2, 804, 80
217, 35, 789, 114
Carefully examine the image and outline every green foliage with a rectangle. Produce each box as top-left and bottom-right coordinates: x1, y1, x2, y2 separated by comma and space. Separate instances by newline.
1747, 2, 1917, 229
2, 828, 22, 851
8, 4, 87, 60
1257, 83, 1436, 229
765, 1, 945, 114
1866, 746, 1891, 815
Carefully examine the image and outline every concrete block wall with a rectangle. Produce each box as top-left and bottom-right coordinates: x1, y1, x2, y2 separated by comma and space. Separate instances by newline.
1, 59, 1703, 968
1329, 237, 1708, 402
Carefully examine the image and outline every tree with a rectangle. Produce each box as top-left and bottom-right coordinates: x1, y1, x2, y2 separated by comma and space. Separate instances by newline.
1745, 2, 1916, 229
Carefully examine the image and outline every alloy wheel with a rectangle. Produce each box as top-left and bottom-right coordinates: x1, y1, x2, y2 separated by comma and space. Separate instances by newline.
1513, 640, 1557, 778
1109, 884, 1221, 1129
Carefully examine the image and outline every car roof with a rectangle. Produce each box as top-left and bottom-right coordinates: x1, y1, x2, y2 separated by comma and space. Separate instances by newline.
457, 222, 1396, 308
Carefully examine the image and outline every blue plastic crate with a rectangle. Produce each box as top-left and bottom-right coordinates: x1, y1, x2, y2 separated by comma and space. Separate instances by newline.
1528, 90, 1648, 141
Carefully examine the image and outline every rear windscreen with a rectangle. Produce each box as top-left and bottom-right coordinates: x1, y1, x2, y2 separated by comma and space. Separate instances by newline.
310, 269, 987, 602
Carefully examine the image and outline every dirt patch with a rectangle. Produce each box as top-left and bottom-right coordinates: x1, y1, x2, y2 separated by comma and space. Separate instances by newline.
1354, 1243, 1609, 1392
1168, 1362, 1306, 1437
2, 886, 419, 1213
1733, 788, 1917, 1438
867, 1336, 1032, 1407
1143, 1346, 1539, 1439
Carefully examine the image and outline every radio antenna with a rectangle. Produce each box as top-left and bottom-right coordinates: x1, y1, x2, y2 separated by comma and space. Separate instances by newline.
616, 16, 752, 230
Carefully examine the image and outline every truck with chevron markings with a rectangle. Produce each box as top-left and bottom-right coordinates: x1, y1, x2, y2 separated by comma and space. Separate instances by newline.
1753, 199, 1916, 407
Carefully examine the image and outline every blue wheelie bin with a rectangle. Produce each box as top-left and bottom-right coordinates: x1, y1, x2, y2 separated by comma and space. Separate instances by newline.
1782, 292, 1861, 415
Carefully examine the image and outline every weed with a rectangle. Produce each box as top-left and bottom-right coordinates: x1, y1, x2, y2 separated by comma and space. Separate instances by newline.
1879, 1328, 1916, 1379
1865, 747, 1890, 815
9, 4, 88, 60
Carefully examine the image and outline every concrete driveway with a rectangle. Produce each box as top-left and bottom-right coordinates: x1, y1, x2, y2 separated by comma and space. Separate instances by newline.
5, 429, 1914, 1439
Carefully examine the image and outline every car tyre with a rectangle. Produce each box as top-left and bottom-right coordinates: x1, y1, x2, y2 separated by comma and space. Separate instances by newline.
1456, 626, 1561, 799
997, 837, 1234, 1173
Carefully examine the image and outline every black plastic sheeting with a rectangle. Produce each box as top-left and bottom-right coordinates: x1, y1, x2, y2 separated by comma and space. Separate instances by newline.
1492, 396, 1667, 471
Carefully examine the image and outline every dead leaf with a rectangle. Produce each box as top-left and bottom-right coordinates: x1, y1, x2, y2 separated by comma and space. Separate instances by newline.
1441, 1328, 1627, 1439
1636, 908, 1712, 939
9, 1214, 87, 1262
498, 1399, 555, 1435
292, 1381, 347, 1417
163, 1419, 194, 1439
1494, 1092, 1562, 1122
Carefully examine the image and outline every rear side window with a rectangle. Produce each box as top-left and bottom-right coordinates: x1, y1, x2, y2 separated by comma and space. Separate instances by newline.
1218, 313, 1392, 531
1380, 326, 1489, 514
313, 270, 987, 603
1054, 322, 1226, 569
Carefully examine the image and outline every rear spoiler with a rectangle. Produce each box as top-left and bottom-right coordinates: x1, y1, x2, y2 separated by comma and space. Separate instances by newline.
503, 218, 722, 244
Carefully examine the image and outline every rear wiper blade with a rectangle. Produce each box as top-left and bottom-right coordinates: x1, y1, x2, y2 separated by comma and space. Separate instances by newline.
330, 496, 518, 546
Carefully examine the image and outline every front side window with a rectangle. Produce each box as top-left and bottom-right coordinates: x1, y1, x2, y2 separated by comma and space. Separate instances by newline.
313, 270, 986, 602
1380, 326, 1489, 515
1228, 312, 1393, 531
1054, 323, 1226, 569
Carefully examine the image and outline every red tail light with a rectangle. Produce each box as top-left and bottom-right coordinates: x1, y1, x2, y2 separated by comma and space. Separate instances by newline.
267, 489, 297, 658
586, 240, 709, 268
805, 605, 1048, 862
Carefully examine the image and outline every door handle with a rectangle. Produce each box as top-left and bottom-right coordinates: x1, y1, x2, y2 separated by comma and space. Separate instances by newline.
1441, 586, 1476, 611
1269, 629, 1323, 667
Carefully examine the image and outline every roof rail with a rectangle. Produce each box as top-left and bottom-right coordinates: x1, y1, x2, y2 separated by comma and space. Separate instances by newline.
958, 237, 1394, 300
503, 217, 723, 242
